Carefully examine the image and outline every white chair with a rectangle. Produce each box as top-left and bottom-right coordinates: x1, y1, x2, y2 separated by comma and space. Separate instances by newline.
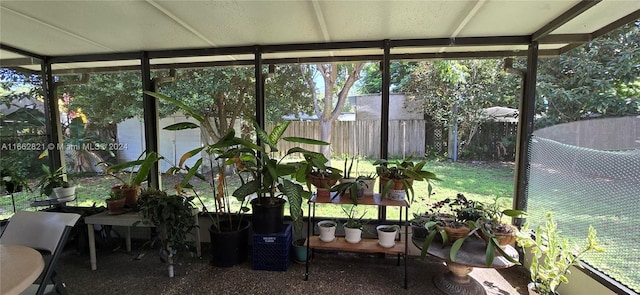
0, 211, 81, 295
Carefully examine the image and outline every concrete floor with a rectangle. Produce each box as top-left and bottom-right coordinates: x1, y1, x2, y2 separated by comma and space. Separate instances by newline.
56, 239, 530, 295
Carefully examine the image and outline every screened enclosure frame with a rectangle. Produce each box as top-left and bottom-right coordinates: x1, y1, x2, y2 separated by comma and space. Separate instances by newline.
1, 2, 639, 293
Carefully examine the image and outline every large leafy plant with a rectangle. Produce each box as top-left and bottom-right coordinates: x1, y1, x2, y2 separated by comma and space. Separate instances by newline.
516, 212, 604, 295
145, 91, 331, 240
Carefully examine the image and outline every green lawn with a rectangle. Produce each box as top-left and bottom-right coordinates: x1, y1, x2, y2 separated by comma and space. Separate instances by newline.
1, 159, 515, 221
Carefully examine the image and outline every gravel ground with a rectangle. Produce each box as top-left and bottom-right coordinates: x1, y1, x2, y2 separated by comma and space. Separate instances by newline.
56, 241, 530, 295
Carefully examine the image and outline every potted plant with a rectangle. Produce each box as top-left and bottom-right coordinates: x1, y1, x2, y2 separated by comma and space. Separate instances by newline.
376, 224, 400, 248
180, 148, 253, 268
35, 165, 73, 200
146, 91, 333, 236
317, 220, 337, 242
516, 212, 604, 295
331, 157, 375, 204
1, 169, 30, 194
408, 213, 430, 239
373, 156, 439, 203
137, 188, 198, 277
476, 196, 527, 249
341, 205, 369, 243
100, 151, 162, 207
226, 120, 335, 234
105, 190, 126, 214
419, 193, 521, 267
306, 165, 342, 198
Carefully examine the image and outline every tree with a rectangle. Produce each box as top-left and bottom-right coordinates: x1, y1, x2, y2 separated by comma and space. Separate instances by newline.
536, 22, 640, 128
303, 63, 365, 159
357, 61, 417, 94
60, 72, 142, 143
402, 59, 519, 157
158, 67, 254, 143
159, 65, 314, 143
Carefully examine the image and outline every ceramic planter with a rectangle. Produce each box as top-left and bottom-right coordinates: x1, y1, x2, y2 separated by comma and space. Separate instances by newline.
361, 178, 376, 196
53, 186, 76, 202
317, 220, 337, 242
292, 238, 311, 263
343, 225, 362, 243
380, 176, 413, 201
376, 225, 398, 248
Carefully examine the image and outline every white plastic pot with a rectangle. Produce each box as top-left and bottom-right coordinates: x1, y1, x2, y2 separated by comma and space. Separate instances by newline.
376, 225, 399, 248
53, 186, 76, 202
343, 225, 362, 243
317, 220, 337, 242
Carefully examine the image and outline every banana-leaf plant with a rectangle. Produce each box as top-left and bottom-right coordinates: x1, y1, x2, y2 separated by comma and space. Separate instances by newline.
145, 91, 335, 240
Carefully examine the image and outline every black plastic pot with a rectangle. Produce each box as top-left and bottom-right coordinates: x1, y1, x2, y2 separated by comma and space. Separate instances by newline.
250, 197, 286, 234
209, 219, 251, 267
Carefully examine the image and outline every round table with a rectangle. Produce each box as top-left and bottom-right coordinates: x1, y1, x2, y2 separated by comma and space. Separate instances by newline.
413, 236, 519, 295
0, 244, 45, 295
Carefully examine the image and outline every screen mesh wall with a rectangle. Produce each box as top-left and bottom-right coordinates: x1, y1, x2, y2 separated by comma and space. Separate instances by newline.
527, 136, 640, 292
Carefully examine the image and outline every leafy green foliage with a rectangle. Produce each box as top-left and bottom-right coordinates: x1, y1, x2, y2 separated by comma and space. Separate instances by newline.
59, 72, 143, 128
138, 188, 197, 253
516, 212, 604, 295
357, 61, 418, 94
536, 22, 640, 128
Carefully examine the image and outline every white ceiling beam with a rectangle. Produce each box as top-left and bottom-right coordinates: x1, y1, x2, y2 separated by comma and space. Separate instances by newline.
0, 6, 115, 52
439, 0, 487, 53
311, 0, 331, 42
145, 0, 216, 47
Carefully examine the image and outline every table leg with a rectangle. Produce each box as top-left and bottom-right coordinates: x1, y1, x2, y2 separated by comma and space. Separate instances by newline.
194, 213, 201, 257
433, 262, 486, 295
87, 223, 97, 270
125, 227, 132, 252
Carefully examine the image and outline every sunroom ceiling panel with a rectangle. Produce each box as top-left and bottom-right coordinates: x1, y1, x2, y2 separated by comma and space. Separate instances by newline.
0, 6, 114, 56
318, 1, 475, 41
0, 1, 213, 55
157, 1, 323, 46
458, 0, 580, 37
553, 0, 640, 34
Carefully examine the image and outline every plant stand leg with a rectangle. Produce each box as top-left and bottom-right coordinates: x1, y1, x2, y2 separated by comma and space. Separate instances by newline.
433, 262, 486, 295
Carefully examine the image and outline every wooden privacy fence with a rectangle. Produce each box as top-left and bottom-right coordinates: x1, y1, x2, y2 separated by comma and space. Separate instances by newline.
267, 120, 428, 159
268, 119, 517, 161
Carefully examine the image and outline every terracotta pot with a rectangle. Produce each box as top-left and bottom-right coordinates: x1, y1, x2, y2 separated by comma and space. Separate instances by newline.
106, 197, 126, 214
308, 173, 338, 190
111, 185, 139, 207
443, 225, 471, 243
479, 222, 517, 248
